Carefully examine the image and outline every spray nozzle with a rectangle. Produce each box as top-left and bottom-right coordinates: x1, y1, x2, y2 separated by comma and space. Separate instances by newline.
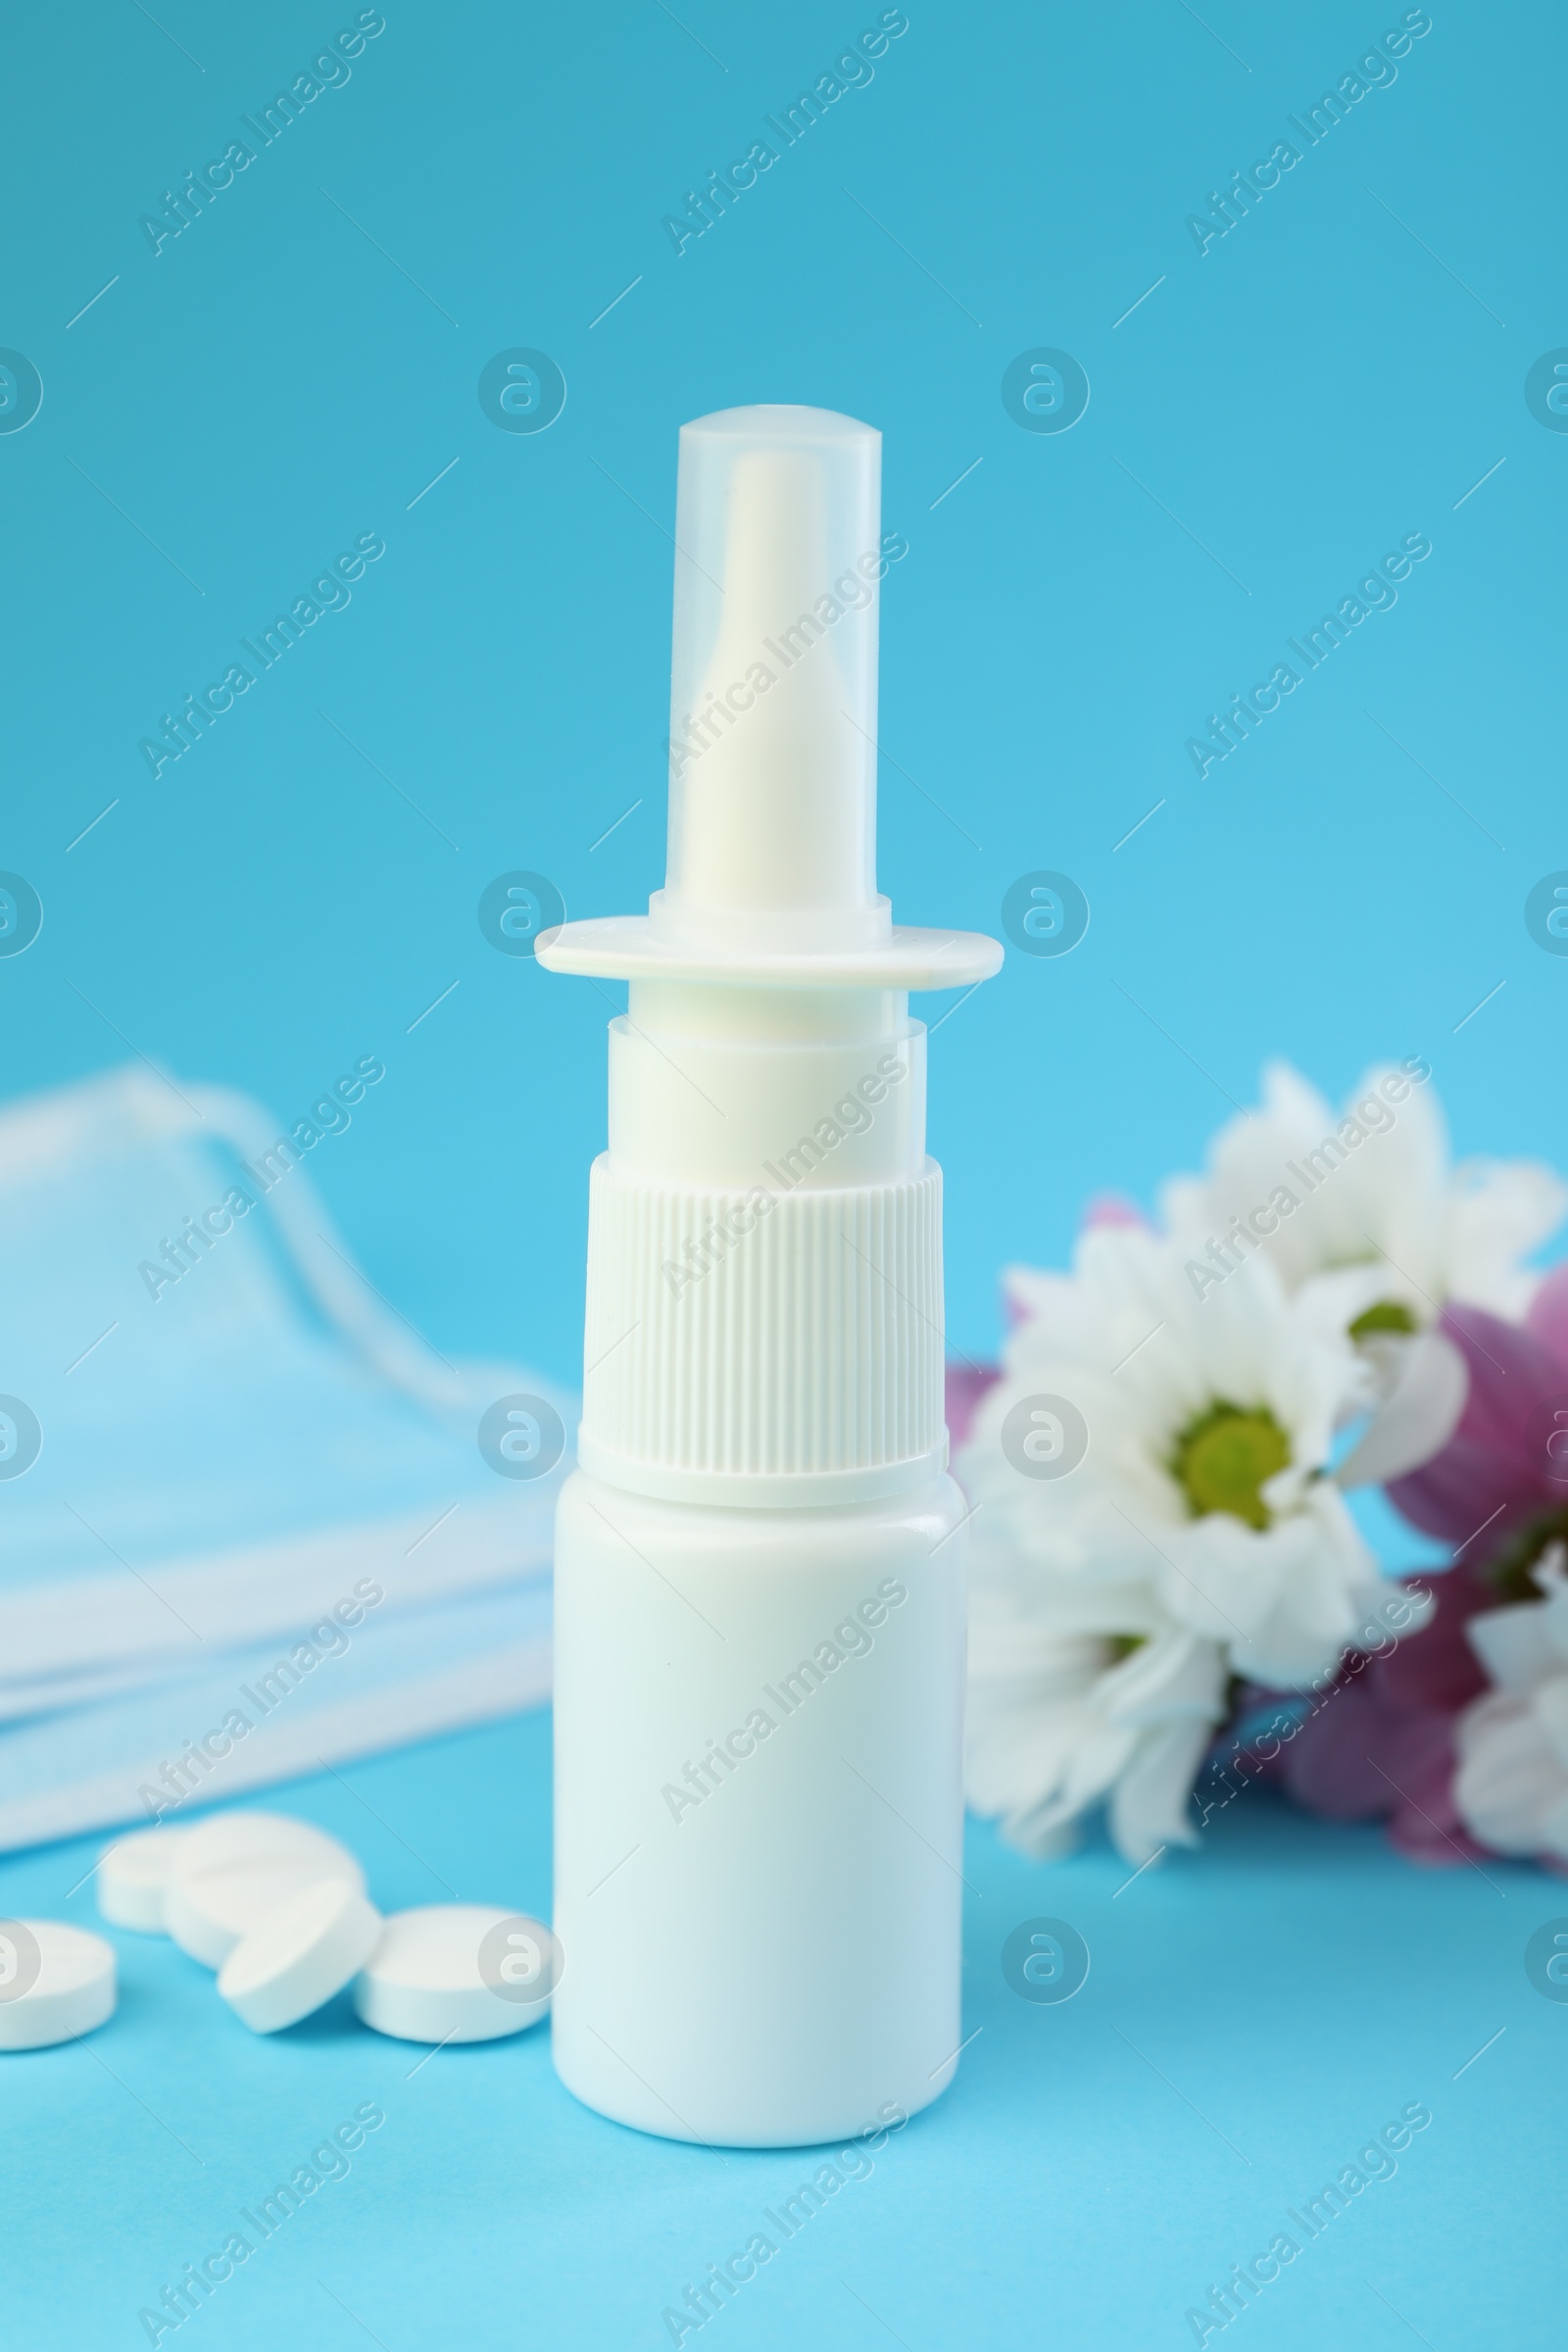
538, 403, 1000, 995
659, 406, 888, 954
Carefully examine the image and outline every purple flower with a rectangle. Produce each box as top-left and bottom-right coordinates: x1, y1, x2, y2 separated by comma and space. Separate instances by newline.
1271, 1265, 1568, 1861
1388, 1265, 1568, 1593
1248, 1562, 1493, 1863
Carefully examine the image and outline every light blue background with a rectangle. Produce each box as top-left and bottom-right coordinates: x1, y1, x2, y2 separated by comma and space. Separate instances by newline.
2, 1, 1565, 2343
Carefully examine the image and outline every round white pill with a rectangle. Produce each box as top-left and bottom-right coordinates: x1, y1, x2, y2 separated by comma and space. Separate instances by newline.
172, 1810, 360, 1885
353, 1905, 562, 2043
168, 1851, 367, 1970
97, 1826, 196, 1934
219, 1879, 383, 2034
0, 1918, 116, 2050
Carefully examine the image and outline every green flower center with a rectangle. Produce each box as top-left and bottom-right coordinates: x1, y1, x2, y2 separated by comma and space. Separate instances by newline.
1104, 1634, 1145, 1663
1170, 1400, 1292, 1530
1348, 1298, 1418, 1340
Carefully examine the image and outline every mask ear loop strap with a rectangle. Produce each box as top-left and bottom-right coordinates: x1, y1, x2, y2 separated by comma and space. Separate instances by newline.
185, 1082, 474, 1424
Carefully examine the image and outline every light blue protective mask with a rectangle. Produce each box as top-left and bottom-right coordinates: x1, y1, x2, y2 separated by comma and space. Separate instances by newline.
0, 1065, 570, 1846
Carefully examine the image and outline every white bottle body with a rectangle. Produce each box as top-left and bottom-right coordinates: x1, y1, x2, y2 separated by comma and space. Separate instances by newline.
551, 1468, 968, 2148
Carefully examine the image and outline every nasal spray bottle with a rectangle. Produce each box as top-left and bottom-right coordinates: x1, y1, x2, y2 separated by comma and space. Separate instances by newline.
539, 405, 1001, 2148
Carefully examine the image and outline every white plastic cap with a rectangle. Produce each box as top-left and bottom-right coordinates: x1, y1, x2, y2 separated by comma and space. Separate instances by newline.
538, 401, 1001, 989
661, 405, 888, 953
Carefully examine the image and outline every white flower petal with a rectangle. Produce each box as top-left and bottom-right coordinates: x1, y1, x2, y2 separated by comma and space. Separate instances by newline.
1466, 1601, 1563, 1698
1535, 1675, 1568, 1771
1109, 1716, 1216, 1862
1334, 1328, 1469, 1488
1454, 1687, 1568, 1856
1161, 1058, 1564, 1320
1445, 1159, 1568, 1316
964, 1571, 1228, 1864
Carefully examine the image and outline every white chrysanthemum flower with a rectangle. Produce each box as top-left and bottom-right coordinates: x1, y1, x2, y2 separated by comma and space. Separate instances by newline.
967, 1226, 1393, 1688
1161, 1057, 1566, 1329
960, 1227, 1431, 1862
1454, 1547, 1568, 1859
965, 1530, 1226, 1865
